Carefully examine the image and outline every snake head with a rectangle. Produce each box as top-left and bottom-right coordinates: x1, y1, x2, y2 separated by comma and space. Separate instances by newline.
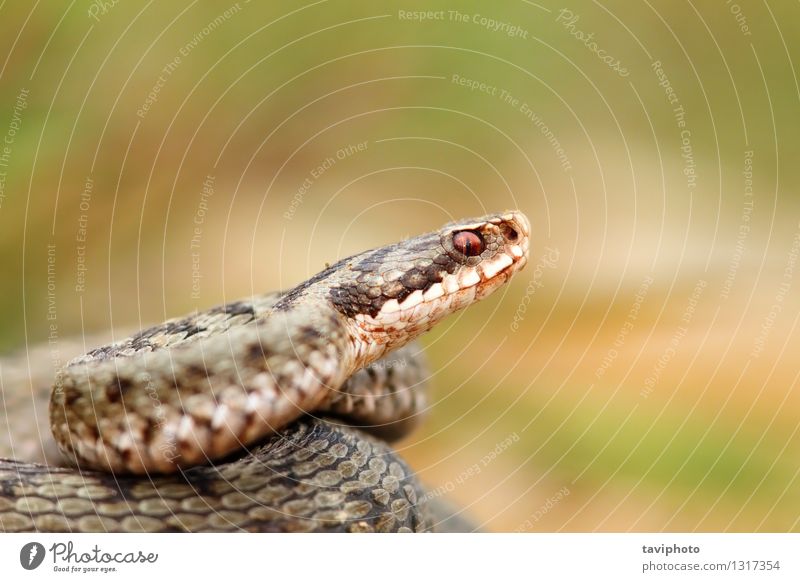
329, 210, 531, 367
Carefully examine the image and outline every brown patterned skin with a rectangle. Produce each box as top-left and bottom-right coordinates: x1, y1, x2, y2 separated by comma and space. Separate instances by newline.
2, 211, 530, 532
50, 212, 529, 475
1, 339, 430, 532
0, 420, 430, 533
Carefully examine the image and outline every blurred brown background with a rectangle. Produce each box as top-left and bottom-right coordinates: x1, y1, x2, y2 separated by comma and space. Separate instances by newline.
1, 1, 799, 531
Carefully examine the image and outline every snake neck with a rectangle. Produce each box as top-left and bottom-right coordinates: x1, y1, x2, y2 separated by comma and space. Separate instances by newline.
271, 278, 417, 373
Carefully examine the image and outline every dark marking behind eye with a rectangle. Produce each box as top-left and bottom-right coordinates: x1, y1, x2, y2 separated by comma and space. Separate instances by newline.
453, 231, 484, 256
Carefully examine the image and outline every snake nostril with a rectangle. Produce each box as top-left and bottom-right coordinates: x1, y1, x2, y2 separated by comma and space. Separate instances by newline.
502, 224, 519, 242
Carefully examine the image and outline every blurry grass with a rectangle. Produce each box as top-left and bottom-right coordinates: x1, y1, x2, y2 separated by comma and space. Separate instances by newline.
412, 348, 799, 531
1, 1, 799, 531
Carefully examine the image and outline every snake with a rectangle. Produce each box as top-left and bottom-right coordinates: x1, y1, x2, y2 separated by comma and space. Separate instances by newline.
0, 211, 530, 532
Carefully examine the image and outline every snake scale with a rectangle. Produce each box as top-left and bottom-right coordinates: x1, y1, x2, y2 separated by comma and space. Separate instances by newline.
1, 211, 530, 532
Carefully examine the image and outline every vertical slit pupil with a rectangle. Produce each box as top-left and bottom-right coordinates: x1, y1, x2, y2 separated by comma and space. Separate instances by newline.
454, 231, 484, 256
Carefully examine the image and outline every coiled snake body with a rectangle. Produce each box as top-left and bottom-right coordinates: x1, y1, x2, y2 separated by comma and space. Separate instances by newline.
1, 211, 530, 532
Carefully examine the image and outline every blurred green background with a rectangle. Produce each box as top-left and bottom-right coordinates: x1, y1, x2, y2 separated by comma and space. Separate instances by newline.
1, 1, 799, 531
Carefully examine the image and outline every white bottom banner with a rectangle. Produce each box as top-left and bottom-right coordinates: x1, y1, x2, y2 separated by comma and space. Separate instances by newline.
1, 533, 797, 581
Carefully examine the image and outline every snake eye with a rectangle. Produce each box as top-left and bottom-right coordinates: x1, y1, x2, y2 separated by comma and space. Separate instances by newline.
453, 231, 484, 256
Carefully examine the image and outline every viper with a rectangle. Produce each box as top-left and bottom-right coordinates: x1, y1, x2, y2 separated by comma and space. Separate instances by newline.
0, 211, 530, 532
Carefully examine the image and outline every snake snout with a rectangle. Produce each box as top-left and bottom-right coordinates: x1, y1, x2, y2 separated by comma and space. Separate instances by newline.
498, 210, 531, 270
504, 210, 531, 241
